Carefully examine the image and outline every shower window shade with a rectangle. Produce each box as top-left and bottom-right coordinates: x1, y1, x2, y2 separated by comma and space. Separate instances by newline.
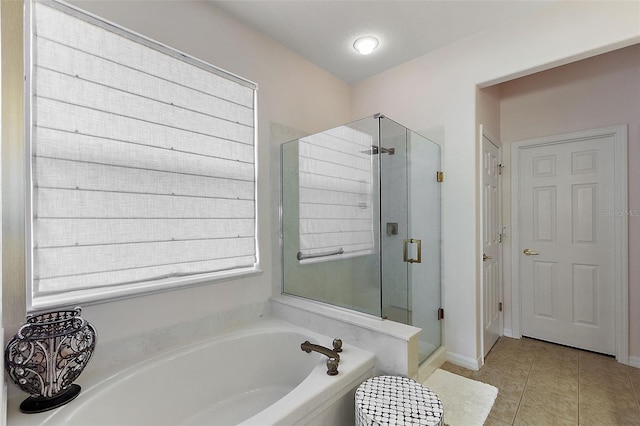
28, 1, 257, 307
298, 126, 375, 263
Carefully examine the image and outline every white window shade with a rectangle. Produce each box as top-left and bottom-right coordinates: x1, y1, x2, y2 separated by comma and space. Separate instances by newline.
28, 1, 257, 305
297, 126, 375, 263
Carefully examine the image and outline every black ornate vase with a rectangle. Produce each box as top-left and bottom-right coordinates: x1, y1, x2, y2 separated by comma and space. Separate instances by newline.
5, 307, 97, 414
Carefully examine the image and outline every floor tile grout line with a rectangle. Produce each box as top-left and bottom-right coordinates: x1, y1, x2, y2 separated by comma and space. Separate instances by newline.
577, 350, 581, 425
628, 365, 640, 417
510, 343, 536, 425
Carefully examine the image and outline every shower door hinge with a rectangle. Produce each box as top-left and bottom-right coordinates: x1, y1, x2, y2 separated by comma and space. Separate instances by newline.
436, 171, 444, 183
499, 302, 503, 312
437, 308, 444, 320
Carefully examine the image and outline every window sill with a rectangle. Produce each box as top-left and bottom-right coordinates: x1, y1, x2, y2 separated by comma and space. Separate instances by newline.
29, 267, 263, 313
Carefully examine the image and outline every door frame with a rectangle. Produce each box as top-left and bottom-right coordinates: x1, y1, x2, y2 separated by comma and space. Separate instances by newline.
479, 126, 503, 360
510, 125, 628, 364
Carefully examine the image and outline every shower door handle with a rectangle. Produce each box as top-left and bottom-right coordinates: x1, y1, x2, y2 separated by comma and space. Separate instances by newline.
403, 239, 422, 263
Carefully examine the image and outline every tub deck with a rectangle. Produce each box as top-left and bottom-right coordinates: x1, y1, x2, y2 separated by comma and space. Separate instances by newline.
7, 318, 375, 426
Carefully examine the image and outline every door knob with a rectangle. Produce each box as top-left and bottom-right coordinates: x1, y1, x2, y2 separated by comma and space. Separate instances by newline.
523, 248, 539, 256
483, 253, 492, 261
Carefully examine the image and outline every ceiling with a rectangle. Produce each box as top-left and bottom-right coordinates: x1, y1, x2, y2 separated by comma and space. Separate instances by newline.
210, 1, 554, 84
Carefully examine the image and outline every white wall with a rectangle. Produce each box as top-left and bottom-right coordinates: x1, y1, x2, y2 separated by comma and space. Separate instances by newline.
3, 0, 352, 368
499, 44, 640, 360
351, 1, 640, 367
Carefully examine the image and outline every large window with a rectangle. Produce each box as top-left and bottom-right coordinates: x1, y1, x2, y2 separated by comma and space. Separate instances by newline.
27, 0, 258, 310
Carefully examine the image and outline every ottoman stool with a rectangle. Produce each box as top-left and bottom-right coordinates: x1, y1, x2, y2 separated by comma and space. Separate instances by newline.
355, 375, 444, 426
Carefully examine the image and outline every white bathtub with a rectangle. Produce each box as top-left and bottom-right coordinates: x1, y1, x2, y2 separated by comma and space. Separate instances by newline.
7, 318, 375, 426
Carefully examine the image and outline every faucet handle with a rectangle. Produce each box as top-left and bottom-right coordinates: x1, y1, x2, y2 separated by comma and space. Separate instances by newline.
326, 358, 339, 376
332, 338, 342, 353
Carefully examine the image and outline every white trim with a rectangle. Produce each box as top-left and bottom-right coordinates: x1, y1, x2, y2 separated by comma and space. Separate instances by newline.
24, 0, 35, 312
446, 351, 481, 371
629, 356, 640, 369
510, 125, 628, 364
502, 328, 514, 339
31, 267, 263, 312
612, 125, 629, 365
477, 125, 485, 359
478, 125, 503, 361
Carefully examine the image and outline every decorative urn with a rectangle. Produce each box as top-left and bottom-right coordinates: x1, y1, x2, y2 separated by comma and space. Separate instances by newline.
4, 307, 97, 413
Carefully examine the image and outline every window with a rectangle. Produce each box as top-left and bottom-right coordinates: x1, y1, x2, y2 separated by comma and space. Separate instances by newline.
27, 0, 258, 310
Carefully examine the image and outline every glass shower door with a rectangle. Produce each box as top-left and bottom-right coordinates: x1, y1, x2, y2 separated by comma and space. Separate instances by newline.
380, 118, 441, 363
408, 129, 441, 363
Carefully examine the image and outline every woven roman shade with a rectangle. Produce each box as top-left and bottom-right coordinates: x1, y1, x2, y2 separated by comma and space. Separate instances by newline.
29, 1, 257, 301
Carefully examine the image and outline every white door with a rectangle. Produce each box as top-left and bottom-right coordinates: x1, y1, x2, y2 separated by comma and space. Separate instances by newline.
518, 134, 616, 355
482, 134, 501, 356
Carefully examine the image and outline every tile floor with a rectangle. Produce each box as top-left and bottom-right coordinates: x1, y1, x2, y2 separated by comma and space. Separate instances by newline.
440, 336, 640, 425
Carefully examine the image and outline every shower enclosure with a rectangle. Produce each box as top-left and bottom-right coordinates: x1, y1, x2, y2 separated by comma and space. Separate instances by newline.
281, 114, 441, 363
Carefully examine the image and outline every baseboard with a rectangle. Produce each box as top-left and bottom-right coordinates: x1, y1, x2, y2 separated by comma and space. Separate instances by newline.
446, 351, 481, 371
502, 328, 514, 338
629, 356, 640, 369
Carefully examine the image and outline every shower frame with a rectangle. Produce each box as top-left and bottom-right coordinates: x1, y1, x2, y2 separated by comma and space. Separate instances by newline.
280, 114, 442, 362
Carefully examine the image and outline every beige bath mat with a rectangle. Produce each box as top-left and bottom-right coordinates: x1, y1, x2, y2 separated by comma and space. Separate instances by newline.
423, 369, 498, 426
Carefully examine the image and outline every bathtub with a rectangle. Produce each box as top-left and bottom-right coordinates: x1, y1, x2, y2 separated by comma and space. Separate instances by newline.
7, 318, 376, 426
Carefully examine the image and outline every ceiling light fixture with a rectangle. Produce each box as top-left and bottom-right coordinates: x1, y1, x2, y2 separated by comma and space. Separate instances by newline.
353, 36, 379, 55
